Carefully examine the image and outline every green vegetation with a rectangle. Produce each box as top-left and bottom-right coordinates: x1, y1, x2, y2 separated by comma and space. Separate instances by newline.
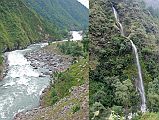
57, 41, 83, 58
24, 0, 89, 30
90, 0, 159, 119
43, 58, 88, 106
57, 34, 89, 59
0, 0, 63, 53
72, 104, 80, 114
42, 39, 89, 106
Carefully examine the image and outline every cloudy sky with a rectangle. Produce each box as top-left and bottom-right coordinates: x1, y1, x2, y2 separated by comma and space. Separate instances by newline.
78, 0, 89, 8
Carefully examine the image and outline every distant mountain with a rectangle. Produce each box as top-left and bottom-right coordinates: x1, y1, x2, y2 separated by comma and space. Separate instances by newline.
24, 0, 89, 30
0, 0, 62, 52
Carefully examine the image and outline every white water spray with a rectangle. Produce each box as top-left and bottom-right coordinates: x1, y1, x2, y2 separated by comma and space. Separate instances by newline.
130, 40, 146, 112
112, 7, 124, 36
112, 6, 146, 112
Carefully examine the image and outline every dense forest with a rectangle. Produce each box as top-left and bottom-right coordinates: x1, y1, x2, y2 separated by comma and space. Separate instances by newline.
24, 0, 89, 30
90, 0, 159, 119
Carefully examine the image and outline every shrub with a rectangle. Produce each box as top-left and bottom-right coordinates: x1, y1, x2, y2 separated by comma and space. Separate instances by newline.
72, 104, 80, 114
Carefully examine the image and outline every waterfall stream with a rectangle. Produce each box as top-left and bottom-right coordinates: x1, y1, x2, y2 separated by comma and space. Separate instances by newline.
112, 6, 146, 112
112, 7, 124, 36
130, 40, 146, 112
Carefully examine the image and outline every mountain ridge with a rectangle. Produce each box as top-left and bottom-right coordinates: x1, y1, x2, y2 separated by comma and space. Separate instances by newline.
24, 0, 89, 30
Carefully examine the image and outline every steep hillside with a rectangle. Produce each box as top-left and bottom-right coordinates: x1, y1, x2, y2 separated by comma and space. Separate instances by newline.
0, 0, 61, 53
24, 0, 89, 30
90, 0, 159, 119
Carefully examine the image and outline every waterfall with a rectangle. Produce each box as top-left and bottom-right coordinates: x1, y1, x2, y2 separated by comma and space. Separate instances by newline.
112, 6, 146, 112
112, 7, 124, 36
130, 40, 146, 112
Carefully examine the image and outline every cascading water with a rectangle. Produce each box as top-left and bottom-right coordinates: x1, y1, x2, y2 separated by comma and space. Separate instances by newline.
112, 7, 124, 36
112, 6, 146, 112
130, 40, 146, 112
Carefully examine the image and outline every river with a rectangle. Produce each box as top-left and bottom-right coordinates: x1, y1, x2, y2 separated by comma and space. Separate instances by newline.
0, 43, 50, 120
0, 31, 82, 120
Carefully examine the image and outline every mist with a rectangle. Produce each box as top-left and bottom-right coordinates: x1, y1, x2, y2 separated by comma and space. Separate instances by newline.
144, 0, 159, 8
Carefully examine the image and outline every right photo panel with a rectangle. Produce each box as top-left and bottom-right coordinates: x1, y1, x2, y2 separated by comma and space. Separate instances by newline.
89, 0, 159, 119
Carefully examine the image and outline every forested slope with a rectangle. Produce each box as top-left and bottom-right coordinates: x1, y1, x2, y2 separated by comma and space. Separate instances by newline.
90, 0, 159, 119
0, 0, 68, 79
0, 0, 61, 53
24, 0, 89, 30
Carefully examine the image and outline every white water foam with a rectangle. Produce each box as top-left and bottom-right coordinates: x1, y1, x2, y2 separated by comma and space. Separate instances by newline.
3, 81, 15, 87
70, 31, 83, 41
0, 43, 50, 120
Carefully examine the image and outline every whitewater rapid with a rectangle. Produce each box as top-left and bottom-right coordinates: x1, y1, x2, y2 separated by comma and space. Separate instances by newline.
0, 43, 50, 120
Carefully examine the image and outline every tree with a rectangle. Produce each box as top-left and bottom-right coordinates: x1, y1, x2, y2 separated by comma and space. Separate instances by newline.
81, 33, 89, 52
148, 77, 159, 112
90, 102, 111, 120
113, 79, 139, 118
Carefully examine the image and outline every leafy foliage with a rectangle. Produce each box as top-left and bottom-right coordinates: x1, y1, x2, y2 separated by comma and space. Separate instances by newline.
57, 41, 83, 57
57, 39, 89, 59
72, 104, 80, 114
90, 102, 111, 120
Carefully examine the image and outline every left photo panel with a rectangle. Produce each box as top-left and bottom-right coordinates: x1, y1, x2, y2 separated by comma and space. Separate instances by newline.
0, 0, 89, 119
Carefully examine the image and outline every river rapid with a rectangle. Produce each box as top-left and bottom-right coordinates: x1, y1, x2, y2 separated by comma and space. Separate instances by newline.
0, 43, 50, 120
0, 31, 82, 120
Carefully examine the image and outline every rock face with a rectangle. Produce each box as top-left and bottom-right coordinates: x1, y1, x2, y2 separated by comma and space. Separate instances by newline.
0, 55, 9, 81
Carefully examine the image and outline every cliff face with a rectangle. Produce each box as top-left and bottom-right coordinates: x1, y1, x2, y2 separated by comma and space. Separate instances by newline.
90, 0, 159, 119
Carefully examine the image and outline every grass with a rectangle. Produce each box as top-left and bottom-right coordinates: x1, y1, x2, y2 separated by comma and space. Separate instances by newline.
34, 86, 88, 120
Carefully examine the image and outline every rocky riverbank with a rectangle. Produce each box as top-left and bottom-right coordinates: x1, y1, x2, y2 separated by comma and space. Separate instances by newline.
0, 55, 9, 80
13, 43, 73, 119
14, 83, 89, 120
14, 43, 89, 120
24, 45, 72, 77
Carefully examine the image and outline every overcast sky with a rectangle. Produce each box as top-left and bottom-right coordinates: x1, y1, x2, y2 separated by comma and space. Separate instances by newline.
77, 0, 89, 8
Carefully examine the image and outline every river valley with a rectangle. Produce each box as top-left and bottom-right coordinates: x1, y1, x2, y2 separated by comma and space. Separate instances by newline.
0, 31, 82, 120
